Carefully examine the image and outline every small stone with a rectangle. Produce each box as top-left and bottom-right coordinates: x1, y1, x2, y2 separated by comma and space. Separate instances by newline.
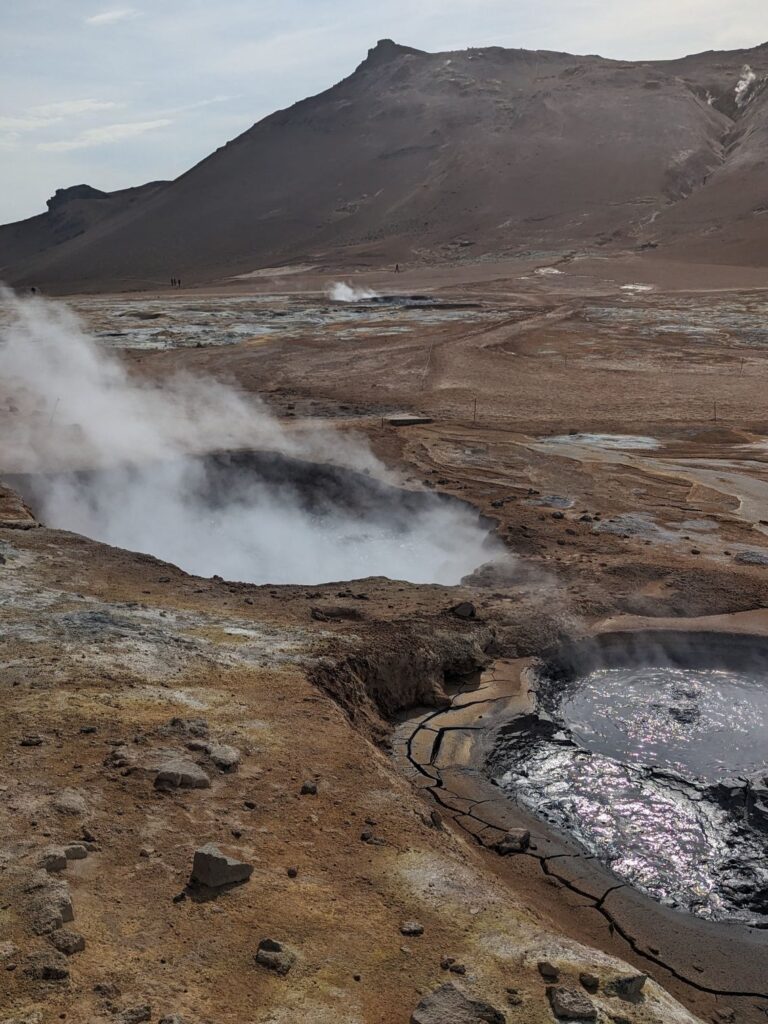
410, 982, 505, 1024
547, 986, 597, 1021
430, 810, 446, 831
52, 789, 88, 816
23, 951, 70, 981
20, 735, 44, 747
255, 938, 296, 976
287, 867, 298, 878
300, 780, 318, 796
505, 988, 522, 1007
25, 876, 75, 934
451, 602, 476, 620
538, 961, 560, 981
154, 759, 210, 790
50, 929, 85, 955
139, 847, 154, 858
605, 974, 647, 1001
39, 846, 68, 873
190, 843, 253, 888
579, 972, 599, 993
244, 800, 256, 810
207, 743, 240, 772
495, 829, 530, 855
400, 920, 424, 937
114, 1006, 152, 1024
64, 843, 88, 861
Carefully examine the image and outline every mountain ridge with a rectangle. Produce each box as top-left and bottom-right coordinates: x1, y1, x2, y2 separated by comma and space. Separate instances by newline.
4, 39, 768, 291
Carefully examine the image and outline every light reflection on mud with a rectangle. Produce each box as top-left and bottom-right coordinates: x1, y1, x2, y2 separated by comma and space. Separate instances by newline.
494, 666, 768, 922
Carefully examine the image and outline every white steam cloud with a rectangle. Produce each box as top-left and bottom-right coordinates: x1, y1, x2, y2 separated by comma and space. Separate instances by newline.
735, 65, 757, 108
0, 289, 498, 585
327, 281, 379, 302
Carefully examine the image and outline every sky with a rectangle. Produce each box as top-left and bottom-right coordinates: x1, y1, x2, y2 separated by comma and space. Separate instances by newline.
2, 0, 768, 224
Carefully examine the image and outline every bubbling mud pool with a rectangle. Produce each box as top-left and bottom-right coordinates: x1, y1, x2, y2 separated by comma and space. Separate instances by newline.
490, 633, 768, 924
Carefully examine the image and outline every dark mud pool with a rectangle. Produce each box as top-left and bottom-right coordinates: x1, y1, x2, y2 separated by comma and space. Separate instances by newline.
490, 635, 768, 924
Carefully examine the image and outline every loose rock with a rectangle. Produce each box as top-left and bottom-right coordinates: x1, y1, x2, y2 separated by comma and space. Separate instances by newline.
50, 929, 86, 955
154, 759, 210, 790
411, 983, 506, 1024
207, 742, 240, 772
538, 960, 560, 981
255, 938, 296, 976
23, 950, 70, 981
400, 920, 425, 936
39, 845, 68, 873
300, 780, 318, 795
579, 972, 599, 993
190, 843, 253, 888
547, 986, 597, 1021
451, 602, 476, 620
24, 874, 75, 934
495, 829, 530, 855
52, 789, 88, 816
115, 1007, 152, 1024
605, 974, 647, 1001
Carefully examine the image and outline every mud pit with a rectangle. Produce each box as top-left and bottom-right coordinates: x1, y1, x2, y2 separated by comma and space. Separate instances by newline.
491, 632, 768, 924
8, 450, 497, 585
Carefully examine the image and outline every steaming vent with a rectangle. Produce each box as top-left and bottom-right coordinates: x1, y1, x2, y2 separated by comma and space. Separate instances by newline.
0, 288, 500, 585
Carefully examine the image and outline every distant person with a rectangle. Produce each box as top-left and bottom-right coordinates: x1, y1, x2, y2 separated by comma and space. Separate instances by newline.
178, 278, 182, 288
395, 263, 400, 274
171, 277, 175, 288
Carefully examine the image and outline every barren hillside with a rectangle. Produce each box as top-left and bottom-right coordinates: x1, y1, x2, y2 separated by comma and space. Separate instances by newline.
3, 39, 768, 290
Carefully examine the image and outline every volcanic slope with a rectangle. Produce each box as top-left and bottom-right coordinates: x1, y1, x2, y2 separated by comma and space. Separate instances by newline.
5, 39, 768, 290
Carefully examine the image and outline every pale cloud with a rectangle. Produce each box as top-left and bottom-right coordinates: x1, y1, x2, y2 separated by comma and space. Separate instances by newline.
37, 118, 172, 152
0, 115, 60, 133
84, 8, 139, 26
32, 99, 120, 117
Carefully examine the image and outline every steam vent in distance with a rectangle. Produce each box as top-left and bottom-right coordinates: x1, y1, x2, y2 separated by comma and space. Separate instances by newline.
3, 14, 768, 1024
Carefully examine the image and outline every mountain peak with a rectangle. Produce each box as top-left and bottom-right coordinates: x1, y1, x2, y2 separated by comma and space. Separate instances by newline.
362, 39, 425, 67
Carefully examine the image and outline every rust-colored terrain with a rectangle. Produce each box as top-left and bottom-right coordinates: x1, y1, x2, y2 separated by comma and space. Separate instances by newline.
2, 255, 768, 1024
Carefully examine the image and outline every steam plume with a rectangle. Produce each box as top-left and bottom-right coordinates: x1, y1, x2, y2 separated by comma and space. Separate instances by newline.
327, 281, 379, 302
0, 288, 498, 585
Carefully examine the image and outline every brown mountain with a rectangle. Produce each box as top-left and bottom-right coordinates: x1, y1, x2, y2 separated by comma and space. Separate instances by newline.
3, 38, 768, 291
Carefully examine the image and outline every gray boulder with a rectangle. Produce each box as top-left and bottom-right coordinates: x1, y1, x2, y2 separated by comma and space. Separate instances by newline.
207, 743, 240, 772
24, 874, 74, 934
51, 789, 88, 816
50, 929, 85, 955
23, 950, 70, 981
154, 759, 210, 790
64, 843, 89, 861
190, 844, 253, 888
411, 983, 506, 1024
547, 986, 597, 1020
39, 845, 68, 873
605, 974, 647, 1001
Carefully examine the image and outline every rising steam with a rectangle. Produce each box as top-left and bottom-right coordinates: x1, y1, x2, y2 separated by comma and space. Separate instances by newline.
327, 281, 379, 302
0, 288, 498, 585
735, 64, 757, 108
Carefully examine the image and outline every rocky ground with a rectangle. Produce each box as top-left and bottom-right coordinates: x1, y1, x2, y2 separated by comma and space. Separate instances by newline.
3, 263, 768, 1023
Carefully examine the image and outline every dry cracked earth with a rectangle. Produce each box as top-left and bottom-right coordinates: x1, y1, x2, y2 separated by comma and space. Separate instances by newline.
3, 255, 768, 1024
